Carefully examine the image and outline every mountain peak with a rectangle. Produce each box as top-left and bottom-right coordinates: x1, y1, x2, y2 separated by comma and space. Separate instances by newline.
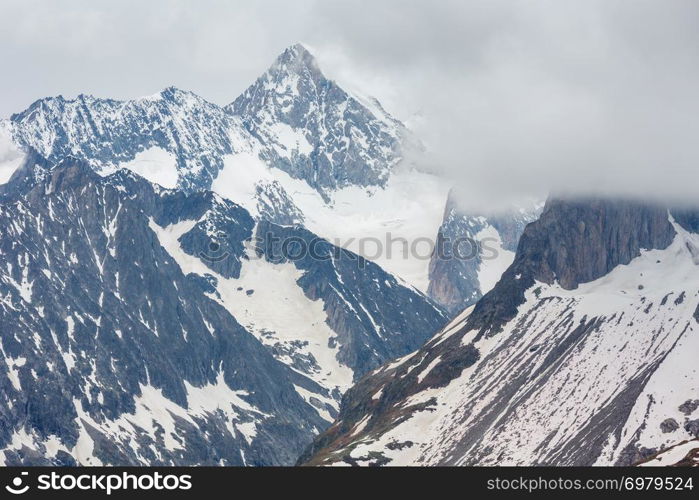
270, 43, 322, 80
287, 42, 314, 58
227, 43, 405, 193
154, 86, 207, 105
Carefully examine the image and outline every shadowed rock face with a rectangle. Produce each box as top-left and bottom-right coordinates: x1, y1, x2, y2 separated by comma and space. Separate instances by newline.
427, 190, 541, 315
521, 198, 676, 289
672, 209, 699, 234
301, 197, 698, 467
466, 198, 676, 335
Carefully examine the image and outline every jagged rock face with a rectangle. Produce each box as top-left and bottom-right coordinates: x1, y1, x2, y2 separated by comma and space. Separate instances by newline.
7, 88, 256, 191
427, 190, 541, 314
301, 198, 699, 466
0, 157, 446, 465
466, 198, 677, 335
0, 159, 326, 466
517, 198, 677, 289
227, 44, 405, 195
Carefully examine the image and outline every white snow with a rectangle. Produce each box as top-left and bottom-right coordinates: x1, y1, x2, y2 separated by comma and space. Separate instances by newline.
5, 357, 26, 391
267, 122, 313, 156
638, 440, 698, 466
119, 147, 179, 189
0, 122, 24, 185
212, 153, 451, 292
294, 384, 335, 422
475, 224, 515, 294
211, 152, 272, 215
149, 217, 354, 414
350, 415, 371, 437
416, 356, 442, 384
326, 215, 699, 466
221, 252, 354, 396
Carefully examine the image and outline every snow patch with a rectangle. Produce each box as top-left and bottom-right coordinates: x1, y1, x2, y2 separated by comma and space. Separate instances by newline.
119, 147, 179, 189
212, 153, 450, 291
0, 122, 24, 185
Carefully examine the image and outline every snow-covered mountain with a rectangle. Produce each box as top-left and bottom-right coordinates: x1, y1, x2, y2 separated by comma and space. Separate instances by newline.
0, 154, 446, 465
301, 198, 699, 466
5, 87, 257, 191
4, 43, 407, 201
5, 44, 525, 299
227, 43, 406, 196
2, 44, 457, 293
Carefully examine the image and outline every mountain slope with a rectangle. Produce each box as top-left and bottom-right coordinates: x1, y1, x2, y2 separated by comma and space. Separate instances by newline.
0, 155, 446, 465
301, 198, 699, 466
427, 190, 542, 314
0, 158, 324, 466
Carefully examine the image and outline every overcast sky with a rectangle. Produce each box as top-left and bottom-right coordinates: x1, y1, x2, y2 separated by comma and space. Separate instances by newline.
1, 0, 697, 205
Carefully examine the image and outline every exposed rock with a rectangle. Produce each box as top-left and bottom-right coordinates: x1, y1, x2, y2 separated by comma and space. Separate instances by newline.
685, 419, 699, 438
227, 43, 406, 195
679, 400, 699, 415
465, 197, 676, 335
427, 189, 541, 314
660, 418, 680, 433
617, 443, 658, 466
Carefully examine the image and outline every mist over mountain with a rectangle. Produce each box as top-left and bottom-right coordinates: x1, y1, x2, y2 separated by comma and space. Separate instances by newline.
2, 1, 697, 208
1, 1, 697, 470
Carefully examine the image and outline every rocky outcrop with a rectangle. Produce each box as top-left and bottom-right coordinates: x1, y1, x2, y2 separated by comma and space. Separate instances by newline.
661, 419, 680, 433
427, 190, 541, 314
466, 197, 676, 335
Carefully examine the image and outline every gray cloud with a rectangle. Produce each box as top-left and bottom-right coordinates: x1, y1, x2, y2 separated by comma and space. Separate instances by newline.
1, 0, 697, 205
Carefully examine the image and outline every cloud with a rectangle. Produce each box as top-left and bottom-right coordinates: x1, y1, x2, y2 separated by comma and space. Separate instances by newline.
309, 1, 699, 207
1, 0, 697, 205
